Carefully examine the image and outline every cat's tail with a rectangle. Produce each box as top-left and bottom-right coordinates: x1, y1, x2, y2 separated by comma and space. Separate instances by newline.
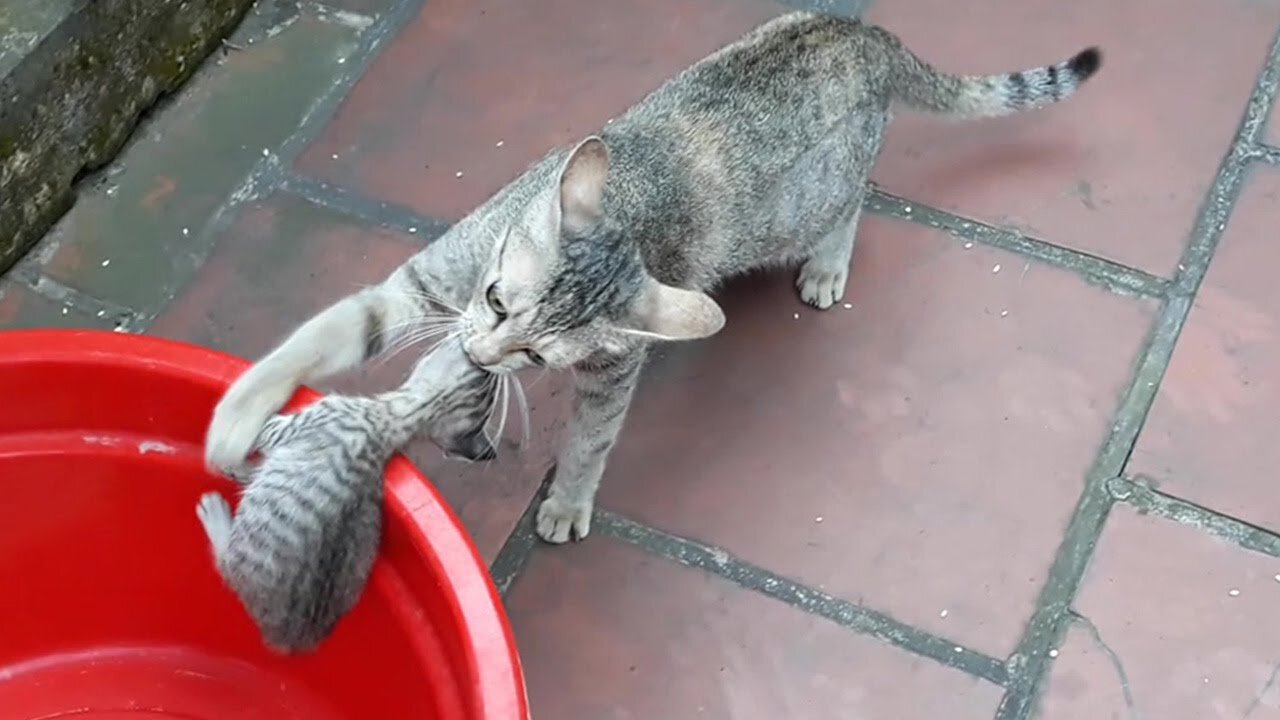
885, 34, 1101, 119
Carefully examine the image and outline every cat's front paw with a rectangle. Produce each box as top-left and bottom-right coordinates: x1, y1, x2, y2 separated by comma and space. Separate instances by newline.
206, 389, 272, 474
796, 261, 848, 310
536, 496, 593, 544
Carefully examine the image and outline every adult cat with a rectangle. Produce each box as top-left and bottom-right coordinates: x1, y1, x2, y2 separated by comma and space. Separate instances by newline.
206, 12, 1101, 543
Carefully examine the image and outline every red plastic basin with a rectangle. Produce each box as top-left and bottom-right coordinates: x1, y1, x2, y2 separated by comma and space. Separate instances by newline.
0, 329, 528, 720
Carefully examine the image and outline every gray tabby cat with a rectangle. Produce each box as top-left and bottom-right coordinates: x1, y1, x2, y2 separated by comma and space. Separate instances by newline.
196, 336, 496, 653
205, 12, 1101, 544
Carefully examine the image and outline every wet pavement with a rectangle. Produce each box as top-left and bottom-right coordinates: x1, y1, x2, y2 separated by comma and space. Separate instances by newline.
6, 0, 1280, 717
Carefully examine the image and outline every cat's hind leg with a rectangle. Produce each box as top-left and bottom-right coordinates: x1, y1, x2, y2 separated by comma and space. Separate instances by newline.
796, 203, 863, 310
196, 492, 235, 559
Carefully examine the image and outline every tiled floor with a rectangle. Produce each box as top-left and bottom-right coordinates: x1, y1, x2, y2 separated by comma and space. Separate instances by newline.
6, 0, 1280, 717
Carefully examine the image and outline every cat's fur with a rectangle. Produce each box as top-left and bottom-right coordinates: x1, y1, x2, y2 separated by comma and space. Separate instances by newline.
196, 337, 496, 653
205, 12, 1101, 544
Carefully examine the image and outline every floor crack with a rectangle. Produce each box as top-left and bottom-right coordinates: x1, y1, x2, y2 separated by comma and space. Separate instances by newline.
1069, 610, 1140, 720
1242, 660, 1280, 719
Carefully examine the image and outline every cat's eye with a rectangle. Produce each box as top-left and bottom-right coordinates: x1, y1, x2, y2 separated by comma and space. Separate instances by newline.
485, 282, 506, 319
524, 349, 545, 366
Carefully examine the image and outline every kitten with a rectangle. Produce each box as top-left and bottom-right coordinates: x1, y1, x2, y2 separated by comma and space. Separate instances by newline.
196, 337, 497, 653
205, 12, 1101, 544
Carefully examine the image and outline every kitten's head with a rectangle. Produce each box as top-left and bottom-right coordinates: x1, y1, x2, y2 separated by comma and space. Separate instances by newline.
460, 136, 725, 372
414, 338, 499, 462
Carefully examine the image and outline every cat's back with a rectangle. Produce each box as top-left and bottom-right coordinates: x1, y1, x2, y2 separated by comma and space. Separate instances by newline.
634, 13, 887, 126
593, 13, 891, 283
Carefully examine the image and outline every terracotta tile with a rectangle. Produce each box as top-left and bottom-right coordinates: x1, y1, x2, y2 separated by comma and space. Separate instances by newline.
1129, 166, 1280, 531
0, 281, 122, 331
32, 12, 361, 317
296, 0, 784, 220
148, 193, 565, 562
867, 0, 1280, 275
1038, 506, 1280, 719
506, 536, 1003, 719
597, 214, 1156, 658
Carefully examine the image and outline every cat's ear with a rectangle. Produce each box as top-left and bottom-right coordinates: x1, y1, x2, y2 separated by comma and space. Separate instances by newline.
557, 136, 610, 236
619, 278, 725, 342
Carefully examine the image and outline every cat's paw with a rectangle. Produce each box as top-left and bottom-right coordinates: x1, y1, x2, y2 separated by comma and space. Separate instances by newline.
195, 492, 234, 553
206, 410, 263, 475
796, 261, 848, 310
536, 496, 593, 544
206, 388, 278, 475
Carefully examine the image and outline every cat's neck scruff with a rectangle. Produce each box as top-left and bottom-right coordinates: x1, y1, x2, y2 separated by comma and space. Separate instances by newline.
205, 12, 1102, 546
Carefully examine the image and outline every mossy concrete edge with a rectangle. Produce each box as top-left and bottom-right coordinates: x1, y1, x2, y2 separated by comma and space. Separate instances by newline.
0, 0, 255, 273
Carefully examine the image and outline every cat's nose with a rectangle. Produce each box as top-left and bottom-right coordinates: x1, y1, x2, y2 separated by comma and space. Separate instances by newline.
463, 338, 501, 368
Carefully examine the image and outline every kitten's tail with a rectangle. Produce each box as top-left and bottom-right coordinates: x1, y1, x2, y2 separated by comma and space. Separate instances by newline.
884, 33, 1102, 119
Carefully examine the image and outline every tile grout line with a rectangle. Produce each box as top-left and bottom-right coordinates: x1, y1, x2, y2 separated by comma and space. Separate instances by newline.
993, 24, 1280, 720
278, 172, 451, 241
595, 510, 1011, 687
866, 189, 1170, 299
1252, 143, 1280, 166
274, 170, 1173, 304
1109, 476, 1280, 560
9, 269, 146, 331
488, 466, 555, 598
6, 0, 403, 326
125, 0, 429, 332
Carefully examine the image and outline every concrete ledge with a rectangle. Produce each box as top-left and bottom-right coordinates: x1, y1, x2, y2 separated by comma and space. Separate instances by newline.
0, 0, 254, 273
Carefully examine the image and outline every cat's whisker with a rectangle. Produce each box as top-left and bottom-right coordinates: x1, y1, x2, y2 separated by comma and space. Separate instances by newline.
481, 372, 503, 439
398, 289, 463, 316
375, 322, 460, 366
375, 320, 452, 355
527, 369, 550, 391
510, 373, 531, 448
380, 309, 460, 334
492, 374, 511, 451
380, 315, 459, 341
418, 327, 465, 357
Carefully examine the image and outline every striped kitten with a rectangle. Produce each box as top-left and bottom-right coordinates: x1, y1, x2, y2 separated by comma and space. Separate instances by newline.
196, 337, 496, 653
206, 12, 1101, 545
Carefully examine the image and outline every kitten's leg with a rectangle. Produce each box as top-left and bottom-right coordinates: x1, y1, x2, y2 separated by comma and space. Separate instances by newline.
537, 350, 646, 544
206, 267, 432, 473
220, 413, 297, 484
796, 201, 865, 310
196, 492, 235, 559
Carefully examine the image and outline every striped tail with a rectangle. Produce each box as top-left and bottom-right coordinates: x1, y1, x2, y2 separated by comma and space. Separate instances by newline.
888, 39, 1102, 119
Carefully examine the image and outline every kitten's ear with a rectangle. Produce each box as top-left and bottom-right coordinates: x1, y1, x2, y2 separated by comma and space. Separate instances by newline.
557, 136, 610, 236
620, 278, 725, 342
445, 428, 497, 463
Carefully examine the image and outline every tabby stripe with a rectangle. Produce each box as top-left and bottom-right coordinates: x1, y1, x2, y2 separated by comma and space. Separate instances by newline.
1007, 71, 1029, 106
404, 261, 435, 310
577, 386, 615, 405
594, 402, 629, 427
363, 303, 384, 360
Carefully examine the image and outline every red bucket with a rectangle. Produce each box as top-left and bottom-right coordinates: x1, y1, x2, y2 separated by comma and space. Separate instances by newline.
0, 329, 528, 720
